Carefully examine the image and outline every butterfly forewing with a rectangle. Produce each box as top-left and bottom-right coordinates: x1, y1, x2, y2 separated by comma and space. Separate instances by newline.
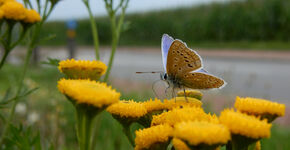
161, 34, 174, 71
166, 40, 202, 78
181, 72, 225, 89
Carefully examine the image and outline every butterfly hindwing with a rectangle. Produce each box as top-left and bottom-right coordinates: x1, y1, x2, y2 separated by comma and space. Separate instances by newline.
161, 34, 174, 72
166, 40, 202, 78
180, 72, 225, 89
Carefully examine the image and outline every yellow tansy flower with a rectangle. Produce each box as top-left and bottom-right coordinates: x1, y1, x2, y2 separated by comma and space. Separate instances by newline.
58, 59, 107, 80
164, 97, 202, 110
219, 109, 272, 139
172, 138, 190, 150
143, 98, 166, 113
107, 100, 147, 118
135, 124, 173, 150
174, 121, 230, 146
1, 1, 26, 20
23, 9, 41, 23
57, 79, 120, 108
235, 96, 285, 121
0, 0, 14, 5
151, 106, 217, 126
177, 89, 203, 100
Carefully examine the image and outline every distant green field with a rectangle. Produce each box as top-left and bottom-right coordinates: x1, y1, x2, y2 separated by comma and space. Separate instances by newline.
0, 64, 289, 149
40, 0, 290, 50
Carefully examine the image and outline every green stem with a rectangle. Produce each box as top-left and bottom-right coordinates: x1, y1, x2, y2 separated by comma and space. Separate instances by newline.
122, 124, 135, 147
0, 29, 37, 145
231, 134, 257, 150
10, 28, 28, 49
248, 142, 256, 150
77, 109, 93, 150
0, 2, 54, 144
83, 0, 100, 60
91, 115, 102, 150
103, 13, 118, 82
0, 23, 14, 69
75, 105, 100, 150
232, 140, 247, 150
0, 51, 10, 69
0, 26, 28, 69
103, 0, 129, 82
0, 24, 27, 69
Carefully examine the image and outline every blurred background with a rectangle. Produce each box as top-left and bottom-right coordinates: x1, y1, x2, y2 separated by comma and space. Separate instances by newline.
1, 0, 290, 149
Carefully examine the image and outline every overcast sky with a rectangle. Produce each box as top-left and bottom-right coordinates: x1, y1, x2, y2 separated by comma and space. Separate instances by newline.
47, 0, 227, 21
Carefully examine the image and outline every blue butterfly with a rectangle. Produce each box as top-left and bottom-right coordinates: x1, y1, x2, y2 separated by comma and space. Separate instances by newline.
160, 34, 226, 96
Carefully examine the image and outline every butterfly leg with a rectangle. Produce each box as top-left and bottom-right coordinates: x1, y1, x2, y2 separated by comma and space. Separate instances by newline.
172, 85, 176, 102
164, 81, 171, 99
183, 87, 188, 102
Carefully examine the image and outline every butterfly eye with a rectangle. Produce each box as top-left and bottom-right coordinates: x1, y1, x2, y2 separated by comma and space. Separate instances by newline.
164, 73, 168, 80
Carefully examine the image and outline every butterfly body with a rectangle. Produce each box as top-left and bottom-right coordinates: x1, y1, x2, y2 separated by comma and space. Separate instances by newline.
160, 34, 226, 94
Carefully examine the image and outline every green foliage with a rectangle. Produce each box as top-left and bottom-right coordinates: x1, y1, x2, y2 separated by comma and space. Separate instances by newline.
41, 0, 290, 48
41, 58, 60, 67
3, 125, 54, 150
261, 125, 290, 149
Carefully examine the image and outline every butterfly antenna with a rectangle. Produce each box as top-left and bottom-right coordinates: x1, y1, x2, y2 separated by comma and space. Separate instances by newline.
136, 71, 164, 74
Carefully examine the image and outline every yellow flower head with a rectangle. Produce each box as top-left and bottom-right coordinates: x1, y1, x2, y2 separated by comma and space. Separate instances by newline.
1, 1, 26, 20
235, 96, 285, 117
172, 138, 190, 150
219, 109, 272, 139
143, 98, 166, 113
164, 97, 202, 110
174, 121, 230, 146
177, 90, 203, 100
57, 79, 120, 108
106, 100, 147, 118
23, 9, 41, 23
135, 124, 173, 150
0, 0, 14, 6
151, 106, 217, 126
58, 59, 107, 80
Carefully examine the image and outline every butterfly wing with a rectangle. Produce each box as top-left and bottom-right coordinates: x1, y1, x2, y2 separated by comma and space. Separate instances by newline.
161, 34, 174, 72
180, 71, 226, 89
166, 40, 203, 78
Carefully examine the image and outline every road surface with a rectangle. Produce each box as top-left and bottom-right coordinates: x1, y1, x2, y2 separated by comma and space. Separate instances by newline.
7, 47, 290, 103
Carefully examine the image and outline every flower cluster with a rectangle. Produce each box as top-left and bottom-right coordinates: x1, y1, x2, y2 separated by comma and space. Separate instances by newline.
57, 59, 120, 150
56, 59, 286, 150
57, 59, 118, 109
0, 0, 41, 23
106, 94, 285, 150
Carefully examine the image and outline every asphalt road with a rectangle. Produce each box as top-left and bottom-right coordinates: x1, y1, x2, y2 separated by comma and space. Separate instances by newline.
8, 47, 290, 103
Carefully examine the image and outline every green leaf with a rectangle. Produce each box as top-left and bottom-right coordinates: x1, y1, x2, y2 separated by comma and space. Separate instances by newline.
41, 57, 60, 67
0, 88, 12, 104
19, 87, 39, 99
0, 87, 38, 108
4, 124, 48, 150
40, 34, 56, 43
